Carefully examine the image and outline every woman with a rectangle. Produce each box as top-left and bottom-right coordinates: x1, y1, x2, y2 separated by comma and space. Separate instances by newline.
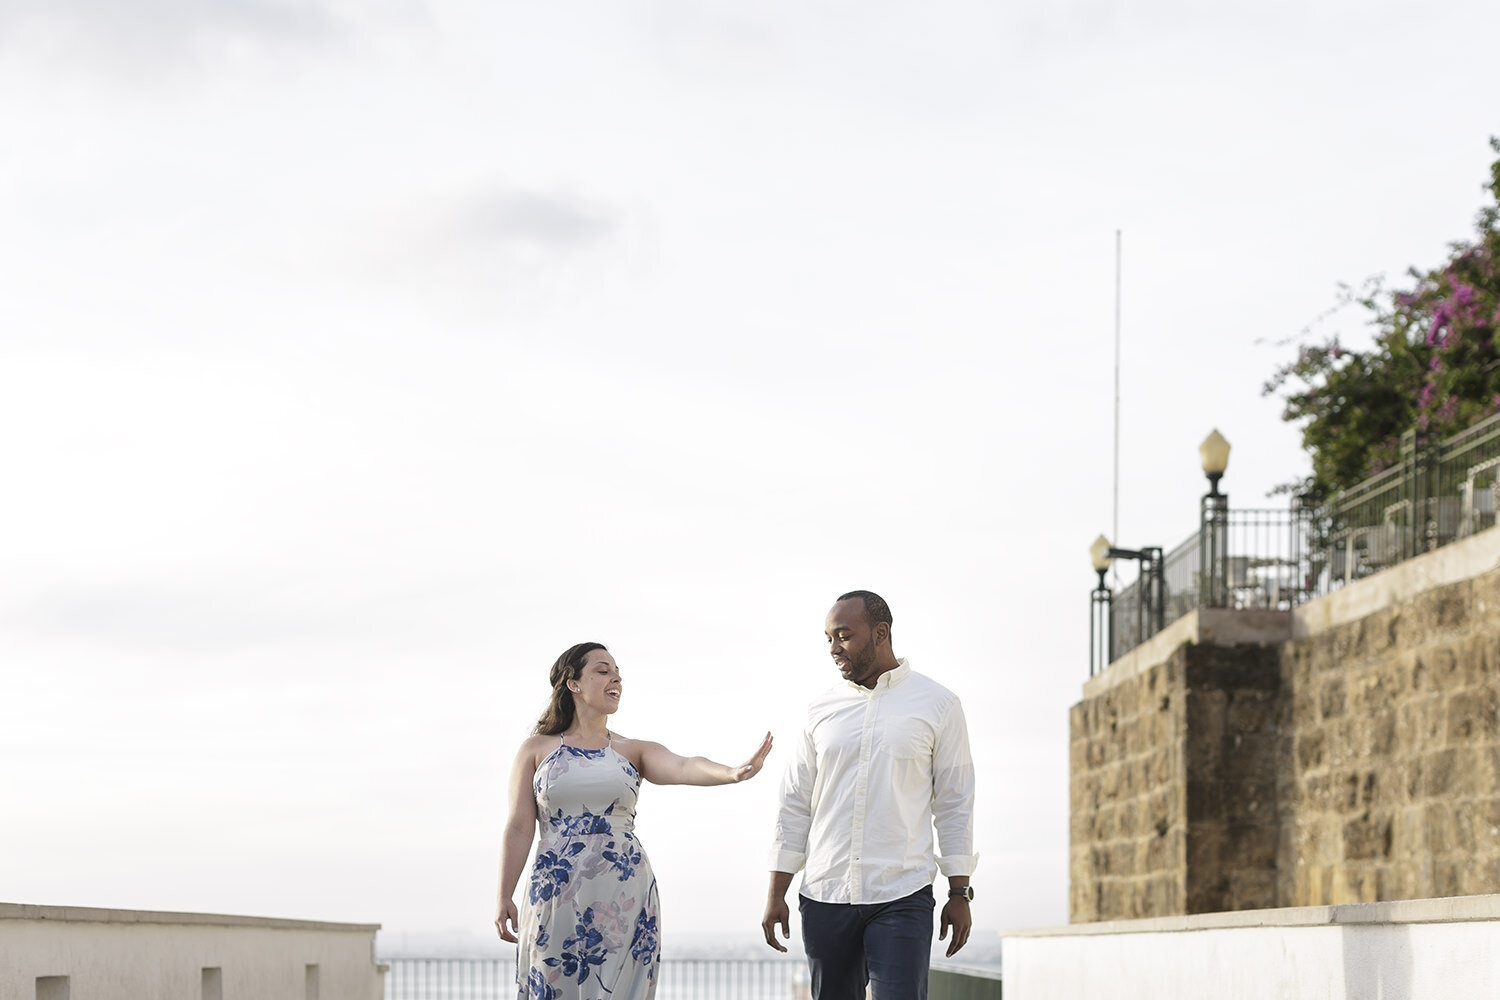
496, 641, 773, 1000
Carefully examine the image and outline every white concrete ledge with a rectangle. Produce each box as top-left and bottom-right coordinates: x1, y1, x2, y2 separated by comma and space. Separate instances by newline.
1085, 608, 1291, 697
1003, 895, 1500, 1000
1290, 525, 1500, 638
0, 902, 384, 1000
0, 902, 378, 933
1005, 893, 1500, 937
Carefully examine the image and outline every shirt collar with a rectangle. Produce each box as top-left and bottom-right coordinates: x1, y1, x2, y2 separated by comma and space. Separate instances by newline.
848, 658, 910, 692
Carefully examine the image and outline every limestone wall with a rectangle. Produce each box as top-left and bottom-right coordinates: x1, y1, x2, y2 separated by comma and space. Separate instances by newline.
1068, 653, 1186, 922
1069, 641, 1281, 921
1279, 569, 1500, 907
1183, 645, 1280, 914
1070, 531, 1500, 921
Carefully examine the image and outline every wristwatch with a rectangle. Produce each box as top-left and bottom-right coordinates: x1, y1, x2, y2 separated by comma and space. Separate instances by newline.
948, 886, 974, 901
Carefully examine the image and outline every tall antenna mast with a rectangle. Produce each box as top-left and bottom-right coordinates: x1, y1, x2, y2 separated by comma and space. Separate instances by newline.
1113, 230, 1122, 586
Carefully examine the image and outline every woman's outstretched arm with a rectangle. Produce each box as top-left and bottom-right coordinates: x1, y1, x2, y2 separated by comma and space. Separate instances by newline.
636, 732, 773, 786
495, 736, 548, 942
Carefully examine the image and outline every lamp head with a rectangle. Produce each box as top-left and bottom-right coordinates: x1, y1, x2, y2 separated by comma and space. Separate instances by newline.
1200, 429, 1231, 477
1090, 534, 1113, 573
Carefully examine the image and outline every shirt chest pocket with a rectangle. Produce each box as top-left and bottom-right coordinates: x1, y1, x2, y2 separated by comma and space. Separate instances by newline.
876, 717, 933, 760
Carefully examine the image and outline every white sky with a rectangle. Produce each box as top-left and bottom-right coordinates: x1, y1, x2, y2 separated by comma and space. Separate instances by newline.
2, 0, 1498, 950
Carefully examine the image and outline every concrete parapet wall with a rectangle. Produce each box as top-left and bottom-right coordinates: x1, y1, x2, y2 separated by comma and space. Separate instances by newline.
1003, 893, 1500, 1000
0, 904, 384, 1000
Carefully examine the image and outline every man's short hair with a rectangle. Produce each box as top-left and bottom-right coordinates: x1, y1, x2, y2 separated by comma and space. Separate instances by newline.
836, 590, 893, 627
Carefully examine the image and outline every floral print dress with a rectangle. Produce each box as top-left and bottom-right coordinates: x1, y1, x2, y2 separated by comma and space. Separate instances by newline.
517, 737, 660, 1000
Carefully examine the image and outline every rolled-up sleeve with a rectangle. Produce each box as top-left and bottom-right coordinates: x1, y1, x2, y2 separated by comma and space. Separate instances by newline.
931, 697, 977, 876
768, 724, 817, 873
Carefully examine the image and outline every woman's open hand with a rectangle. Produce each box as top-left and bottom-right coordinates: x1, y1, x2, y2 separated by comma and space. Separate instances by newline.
495, 898, 519, 942
733, 732, 774, 782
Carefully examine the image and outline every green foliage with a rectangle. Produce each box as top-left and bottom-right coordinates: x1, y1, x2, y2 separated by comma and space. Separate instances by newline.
1265, 137, 1500, 498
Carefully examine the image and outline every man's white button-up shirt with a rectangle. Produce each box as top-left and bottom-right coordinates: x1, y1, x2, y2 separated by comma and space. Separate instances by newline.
769, 659, 977, 904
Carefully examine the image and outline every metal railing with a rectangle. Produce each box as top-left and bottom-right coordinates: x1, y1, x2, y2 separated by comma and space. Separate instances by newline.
931, 964, 1004, 999
1315, 416, 1500, 589
1106, 507, 1297, 664
383, 957, 1000, 999
1097, 410, 1500, 670
385, 957, 805, 999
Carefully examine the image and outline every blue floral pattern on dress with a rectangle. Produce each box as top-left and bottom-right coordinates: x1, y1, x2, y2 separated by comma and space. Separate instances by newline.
546, 907, 611, 985
601, 839, 642, 882
516, 738, 660, 1000
529, 842, 587, 904
557, 805, 615, 837
526, 968, 560, 1000
629, 909, 658, 967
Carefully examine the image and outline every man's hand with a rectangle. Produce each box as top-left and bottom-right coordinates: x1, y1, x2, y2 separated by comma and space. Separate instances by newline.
938, 897, 971, 957
762, 871, 796, 952
761, 896, 790, 952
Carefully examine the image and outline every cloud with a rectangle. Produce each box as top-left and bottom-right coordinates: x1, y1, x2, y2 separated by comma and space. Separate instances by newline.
0, 0, 377, 69
354, 184, 634, 309
456, 189, 620, 252
9, 579, 343, 653
4, 567, 489, 657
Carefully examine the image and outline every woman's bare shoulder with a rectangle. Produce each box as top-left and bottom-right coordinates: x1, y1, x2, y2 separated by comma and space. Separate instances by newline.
610, 732, 662, 750
608, 733, 656, 765
515, 733, 557, 766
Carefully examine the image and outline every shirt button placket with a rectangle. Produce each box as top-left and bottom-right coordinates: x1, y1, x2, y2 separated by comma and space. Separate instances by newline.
850, 686, 878, 904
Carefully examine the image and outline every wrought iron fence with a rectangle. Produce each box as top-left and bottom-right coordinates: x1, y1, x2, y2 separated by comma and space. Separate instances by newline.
383, 957, 1001, 999
1310, 414, 1500, 595
1107, 508, 1297, 664
1097, 411, 1500, 670
384, 957, 808, 999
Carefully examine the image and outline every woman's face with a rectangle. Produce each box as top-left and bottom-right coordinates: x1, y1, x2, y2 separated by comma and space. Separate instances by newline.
570, 648, 622, 716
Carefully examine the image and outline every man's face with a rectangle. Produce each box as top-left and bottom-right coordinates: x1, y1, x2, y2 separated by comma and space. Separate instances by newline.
825, 598, 881, 688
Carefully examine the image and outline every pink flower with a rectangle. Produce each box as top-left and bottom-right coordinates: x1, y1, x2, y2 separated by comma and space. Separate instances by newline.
1427, 302, 1454, 345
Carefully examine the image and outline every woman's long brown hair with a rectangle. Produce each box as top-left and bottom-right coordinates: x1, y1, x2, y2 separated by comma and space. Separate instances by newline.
534, 642, 608, 736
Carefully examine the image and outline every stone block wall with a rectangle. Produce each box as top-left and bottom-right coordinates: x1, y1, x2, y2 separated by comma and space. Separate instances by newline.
1070, 564, 1500, 922
1070, 643, 1281, 921
1068, 655, 1185, 922
1278, 569, 1500, 906
1183, 645, 1280, 913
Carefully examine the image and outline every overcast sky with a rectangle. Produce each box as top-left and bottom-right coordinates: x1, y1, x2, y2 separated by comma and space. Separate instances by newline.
3, 0, 1498, 950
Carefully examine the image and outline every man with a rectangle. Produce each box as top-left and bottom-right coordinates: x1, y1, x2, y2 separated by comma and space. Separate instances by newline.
761, 590, 977, 1000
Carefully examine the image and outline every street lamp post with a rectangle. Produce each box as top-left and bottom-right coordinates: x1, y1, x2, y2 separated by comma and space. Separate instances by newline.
1199, 429, 1232, 607
1089, 535, 1165, 677
1089, 535, 1113, 677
